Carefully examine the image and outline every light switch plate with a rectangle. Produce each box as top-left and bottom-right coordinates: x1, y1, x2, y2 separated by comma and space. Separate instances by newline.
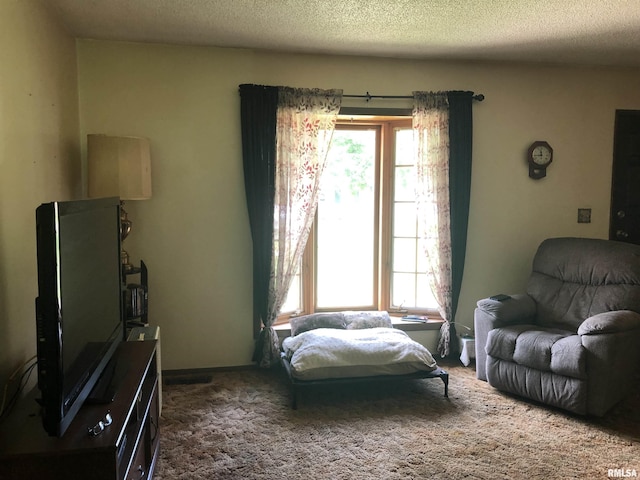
578, 208, 592, 223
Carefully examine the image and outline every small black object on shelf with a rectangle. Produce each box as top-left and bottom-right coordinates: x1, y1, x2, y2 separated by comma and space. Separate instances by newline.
123, 260, 148, 328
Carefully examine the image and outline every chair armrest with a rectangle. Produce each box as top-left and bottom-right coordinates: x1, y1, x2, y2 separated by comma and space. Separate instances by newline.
578, 310, 640, 336
474, 294, 536, 381
578, 310, 640, 415
475, 294, 537, 326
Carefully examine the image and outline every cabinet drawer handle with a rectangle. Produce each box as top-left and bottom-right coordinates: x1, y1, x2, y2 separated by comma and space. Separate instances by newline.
134, 464, 145, 479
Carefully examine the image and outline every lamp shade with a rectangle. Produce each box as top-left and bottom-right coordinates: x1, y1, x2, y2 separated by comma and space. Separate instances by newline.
87, 134, 152, 200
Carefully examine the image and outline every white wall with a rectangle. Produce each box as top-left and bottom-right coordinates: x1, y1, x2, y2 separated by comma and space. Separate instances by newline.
0, 0, 79, 386
76, 40, 640, 370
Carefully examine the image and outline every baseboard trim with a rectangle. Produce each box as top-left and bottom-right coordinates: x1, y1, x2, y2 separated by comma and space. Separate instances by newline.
162, 365, 256, 385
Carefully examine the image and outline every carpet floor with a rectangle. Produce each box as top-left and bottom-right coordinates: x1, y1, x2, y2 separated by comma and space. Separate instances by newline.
155, 362, 639, 480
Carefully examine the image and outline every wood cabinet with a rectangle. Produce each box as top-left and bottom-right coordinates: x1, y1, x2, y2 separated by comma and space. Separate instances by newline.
0, 341, 160, 480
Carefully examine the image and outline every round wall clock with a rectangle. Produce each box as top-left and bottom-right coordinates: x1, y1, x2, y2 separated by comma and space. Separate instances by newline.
527, 141, 553, 179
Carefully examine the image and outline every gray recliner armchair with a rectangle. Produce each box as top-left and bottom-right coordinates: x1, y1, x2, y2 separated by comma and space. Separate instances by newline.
474, 237, 640, 416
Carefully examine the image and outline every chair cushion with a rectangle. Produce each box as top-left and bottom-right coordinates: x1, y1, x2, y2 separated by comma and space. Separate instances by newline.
486, 326, 586, 379
526, 237, 640, 331
486, 357, 588, 415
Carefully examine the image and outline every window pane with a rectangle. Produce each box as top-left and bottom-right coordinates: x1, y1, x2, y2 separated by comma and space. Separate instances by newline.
280, 268, 301, 313
416, 273, 437, 309
417, 237, 427, 272
393, 202, 417, 238
394, 166, 415, 202
391, 126, 437, 310
394, 129, 414, 165
393, 238, 417, 272
392, 273, 416, 307
316, 129, 376, 308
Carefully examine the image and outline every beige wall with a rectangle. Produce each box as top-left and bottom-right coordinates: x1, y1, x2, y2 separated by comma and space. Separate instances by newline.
2, 0, 640, 378
76, 40, 640, 370
0, 1, 79, 386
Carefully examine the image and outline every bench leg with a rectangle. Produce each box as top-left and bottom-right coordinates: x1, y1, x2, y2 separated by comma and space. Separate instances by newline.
440, 372, 449, 397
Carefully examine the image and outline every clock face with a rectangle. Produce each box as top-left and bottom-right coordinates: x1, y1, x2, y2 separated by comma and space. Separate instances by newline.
531, 145, 552, 165
527, 141, 553, 179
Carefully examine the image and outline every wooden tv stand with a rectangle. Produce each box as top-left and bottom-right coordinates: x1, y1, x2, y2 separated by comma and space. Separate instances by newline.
0, 340, 160, 480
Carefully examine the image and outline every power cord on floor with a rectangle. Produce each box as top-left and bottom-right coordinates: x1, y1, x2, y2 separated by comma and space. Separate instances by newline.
0, 355, 38, 421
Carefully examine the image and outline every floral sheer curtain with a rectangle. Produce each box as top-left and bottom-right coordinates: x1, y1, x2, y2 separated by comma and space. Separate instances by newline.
413, 91, 475, 358
256, 87, 342, 367
412, 92, 454, 357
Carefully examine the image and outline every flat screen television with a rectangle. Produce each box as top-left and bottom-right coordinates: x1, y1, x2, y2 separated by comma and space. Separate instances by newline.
35, 197, 124, 437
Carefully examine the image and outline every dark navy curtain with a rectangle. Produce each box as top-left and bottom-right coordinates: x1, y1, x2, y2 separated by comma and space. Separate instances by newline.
446, 90, 474, 358
239, 84, 278, 346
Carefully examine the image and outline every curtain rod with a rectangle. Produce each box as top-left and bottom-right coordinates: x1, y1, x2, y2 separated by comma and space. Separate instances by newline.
343, 91, 485, 102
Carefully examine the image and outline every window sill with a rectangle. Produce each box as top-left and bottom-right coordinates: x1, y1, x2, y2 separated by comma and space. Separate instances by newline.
389, 316, 444, 331
273, 316, 444, 339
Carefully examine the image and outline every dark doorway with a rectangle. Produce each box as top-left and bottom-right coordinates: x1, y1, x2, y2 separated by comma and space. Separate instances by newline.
610, 110, 640, 245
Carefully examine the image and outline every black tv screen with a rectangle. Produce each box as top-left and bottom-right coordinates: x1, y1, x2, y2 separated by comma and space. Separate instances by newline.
35, 197, 124, 437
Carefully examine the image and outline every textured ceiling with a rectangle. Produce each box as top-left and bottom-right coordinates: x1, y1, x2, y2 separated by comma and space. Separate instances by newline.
46, 0, 640, 67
